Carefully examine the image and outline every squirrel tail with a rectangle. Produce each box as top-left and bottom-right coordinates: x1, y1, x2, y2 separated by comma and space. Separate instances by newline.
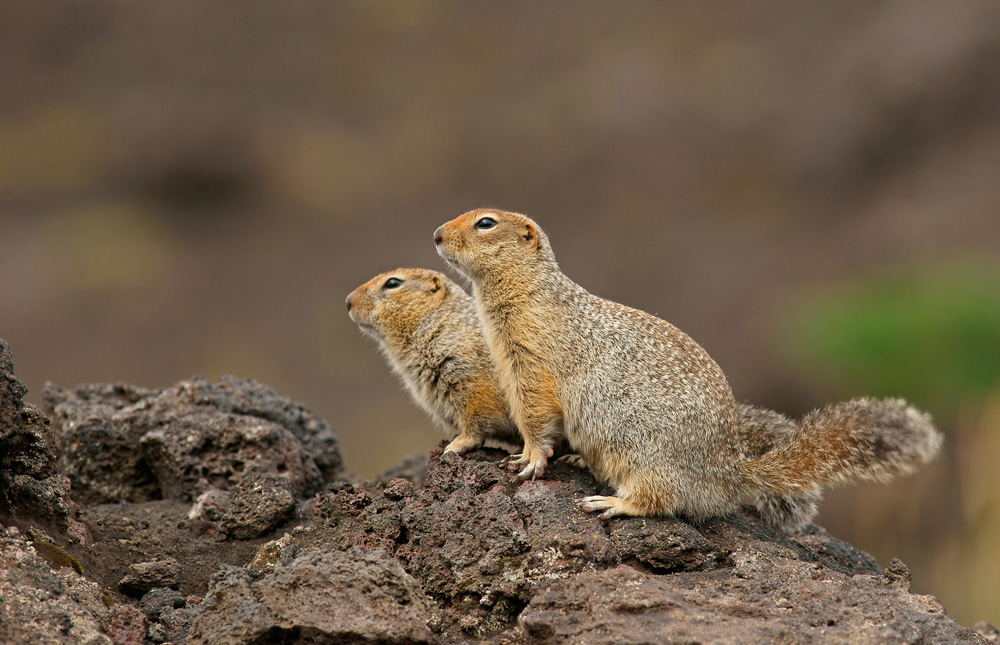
736, 403, 823, 531
740, 398, 943, 503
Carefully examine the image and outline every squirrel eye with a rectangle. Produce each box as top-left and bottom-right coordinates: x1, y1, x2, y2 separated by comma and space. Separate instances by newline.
474, 217, 497, 230
382, 277, 403, 290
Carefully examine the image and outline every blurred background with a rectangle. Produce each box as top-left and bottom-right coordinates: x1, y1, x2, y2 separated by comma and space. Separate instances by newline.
1, 0, 998, 627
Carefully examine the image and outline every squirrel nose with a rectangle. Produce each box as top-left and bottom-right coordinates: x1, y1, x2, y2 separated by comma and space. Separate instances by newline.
345, 294, 354, 312
433, 225, 444, 246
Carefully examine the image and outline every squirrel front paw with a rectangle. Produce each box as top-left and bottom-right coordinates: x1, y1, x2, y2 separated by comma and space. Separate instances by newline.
444, 433, 483, 456
502, 443, 554, 481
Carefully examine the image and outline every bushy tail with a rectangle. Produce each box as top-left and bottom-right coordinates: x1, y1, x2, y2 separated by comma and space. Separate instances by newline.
736, 403, 822, 531
741, 398, 943, 502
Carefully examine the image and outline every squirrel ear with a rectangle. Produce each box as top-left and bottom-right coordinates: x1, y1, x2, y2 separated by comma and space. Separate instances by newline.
429, 275, 443, 293
522, 222, 537, 246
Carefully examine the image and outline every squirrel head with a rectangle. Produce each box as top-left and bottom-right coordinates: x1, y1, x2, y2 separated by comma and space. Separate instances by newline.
346, 268, 452, 343
434, 209, 556, 283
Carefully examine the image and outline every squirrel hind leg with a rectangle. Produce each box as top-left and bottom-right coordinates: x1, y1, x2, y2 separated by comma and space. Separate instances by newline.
752, 486, 823, 532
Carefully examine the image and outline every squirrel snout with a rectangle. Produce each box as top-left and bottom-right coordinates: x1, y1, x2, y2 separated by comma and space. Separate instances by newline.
433, 225, 445, 246
345, 293, 355, 312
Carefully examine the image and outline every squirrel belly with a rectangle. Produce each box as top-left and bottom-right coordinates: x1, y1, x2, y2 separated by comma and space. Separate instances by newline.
346, 268, 521, 455
434, 209, 943, 527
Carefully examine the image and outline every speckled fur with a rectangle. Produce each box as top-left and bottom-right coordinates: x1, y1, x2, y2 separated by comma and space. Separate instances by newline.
347, 268, 520, 455
737, 404, 822, 531
739, 397, 942, 498
434, 209, 943, 529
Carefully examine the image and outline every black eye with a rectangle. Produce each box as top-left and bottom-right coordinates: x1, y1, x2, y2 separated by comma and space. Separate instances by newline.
474, 217, 497, 230
383, 278, 403, 290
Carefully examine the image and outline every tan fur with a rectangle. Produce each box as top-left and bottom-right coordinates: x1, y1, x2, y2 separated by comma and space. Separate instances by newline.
434, 209, 943, 530
346, 268, 521, 454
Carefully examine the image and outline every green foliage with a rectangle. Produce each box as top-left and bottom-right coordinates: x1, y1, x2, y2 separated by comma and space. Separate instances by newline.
785, 262, 1000, 415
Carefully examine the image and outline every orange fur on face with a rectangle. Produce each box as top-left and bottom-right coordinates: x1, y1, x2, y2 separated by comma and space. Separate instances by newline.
347, 269, 448, 344
434, 209, 547, 284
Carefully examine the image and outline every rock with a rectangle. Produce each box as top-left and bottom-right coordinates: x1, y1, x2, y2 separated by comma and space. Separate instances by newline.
186, 547, 435, 644
137, 588, 196, 644
313, 448, 616, 635
0, 338, 88, 542
303, 446, 981, 642
118, 558, 181, 597
187, 487, 230, 522
0, 526, 111, 645
245, 533, 301, 575
104, 604, 147, 645
139, 587, 187, 622
218, 471, 296, 539
0, 339, 51, 477
515, 556, 976, 644
173, 374, 343, 483
3, 367, 985, 642
382, 477, 414, 500
42, 382, 158, 506
43, 375, 338, 505
148, 603, 198, 644
610, 515, 727, 572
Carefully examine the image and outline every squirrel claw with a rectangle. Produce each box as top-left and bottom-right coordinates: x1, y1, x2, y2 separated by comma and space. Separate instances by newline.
509, 449, 548, 481
514, 461, 546, 481
555, 454, 587, 469
577, 495, 627, 520
500, 454, 528, 472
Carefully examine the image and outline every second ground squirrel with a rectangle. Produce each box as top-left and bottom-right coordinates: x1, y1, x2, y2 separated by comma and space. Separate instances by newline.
434, 208, 943, 524
347, 268, 521, 455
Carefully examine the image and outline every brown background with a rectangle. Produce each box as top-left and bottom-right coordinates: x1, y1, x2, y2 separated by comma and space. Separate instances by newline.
1, 0, 998, 627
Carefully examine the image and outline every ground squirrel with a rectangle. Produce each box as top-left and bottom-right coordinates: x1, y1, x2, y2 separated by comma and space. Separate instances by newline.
434, 209, 943, 526
347, 268, 521, 455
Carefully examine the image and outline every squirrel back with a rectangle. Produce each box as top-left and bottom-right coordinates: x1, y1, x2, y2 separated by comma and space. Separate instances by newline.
347, 268, 520, 454
434, 209, 942, 527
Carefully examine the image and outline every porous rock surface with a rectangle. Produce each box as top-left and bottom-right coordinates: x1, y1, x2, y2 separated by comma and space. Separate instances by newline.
0, 340, 89, 543
0, 526, 111, 645
218, 470, 297, 539
0, 340, 988, 643
42, 374, 342, 505
306, 450, 980, 643
187, 547, 436, 644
